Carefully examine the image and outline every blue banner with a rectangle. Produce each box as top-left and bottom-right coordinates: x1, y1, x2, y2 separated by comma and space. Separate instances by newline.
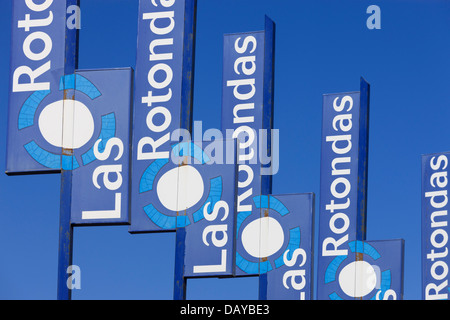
132, 139, 236, 241
422, 152, 450, 300
258, 193, 315, 300
6, 0, 78, 174
70, 68, 133, 226
221, 17, 275, 276
323, 239, 404, 300
317, 79, 370, 299
130, 0, 197, 233
181, 141, 238, 278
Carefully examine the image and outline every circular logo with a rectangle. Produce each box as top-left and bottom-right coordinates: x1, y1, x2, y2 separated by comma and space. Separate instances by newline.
324, 240, 394, 300
139, 142, 225, 230
18, 74, 117, 170
236, 195, 301, 274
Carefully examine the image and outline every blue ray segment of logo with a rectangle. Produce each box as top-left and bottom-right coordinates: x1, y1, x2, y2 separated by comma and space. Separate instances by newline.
236, 252, 273, 275
81, 113, 116, 166
59, 74, 101, 99
274, 227, 301, 268
329, 292, 344, 300
177, 215, 190, 228
23, 141, 79, 170
18, 90, 51, 130
62, 154, 80, 170
172, 142, 210, 164
23, 141, 61, 169
349, 240, 381, 260
325, 255, 347, 284
143, 204, 191, 229
139, 159, 170, 194
253, 195, 290, 216
236, 210, 252, 235
370, 270, 392, 300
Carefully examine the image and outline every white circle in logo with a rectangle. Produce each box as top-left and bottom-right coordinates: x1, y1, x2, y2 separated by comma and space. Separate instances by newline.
241, 217, 284, 258
157, 165, 205, 212
338, 261, 377, 298
38, 99, 95, 149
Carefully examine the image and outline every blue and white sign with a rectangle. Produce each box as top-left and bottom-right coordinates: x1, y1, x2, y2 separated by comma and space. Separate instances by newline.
317, 79, 370, 299
130, 0, 197, 233
257, 193, 315, 300
132, 140, 237, 238
70, 68, 133, 226
182, 142, 238, 278
6, 0, 79, 174
422, 152, 450, 300
322, 239, 404, 300
221, 17, 275, 276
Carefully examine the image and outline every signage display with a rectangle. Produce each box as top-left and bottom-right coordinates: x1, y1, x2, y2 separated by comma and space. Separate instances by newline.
6, 0, 78, 174
323, 239, 404, 300
257, 193, 315, 300
4, 1, 414, 302
130, 0, 197, 233
317, 80, 370, 299
180, 141, 238, 278
133, 139, 237, 241
70, 68, 133, 226
221, 17, 275, 277
422, 152, 450, 300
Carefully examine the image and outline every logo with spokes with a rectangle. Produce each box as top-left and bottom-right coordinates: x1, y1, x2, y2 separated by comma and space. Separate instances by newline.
18, 74, 116, 170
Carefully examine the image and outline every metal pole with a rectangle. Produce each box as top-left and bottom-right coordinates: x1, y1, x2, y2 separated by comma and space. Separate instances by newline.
172, 0, 197, 301
173, 227, 187, 300
57, 168, 74, 300
57, 0, 80, 300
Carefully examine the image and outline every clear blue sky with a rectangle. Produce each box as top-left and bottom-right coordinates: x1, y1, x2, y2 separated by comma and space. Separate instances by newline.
1, 0, 450, 300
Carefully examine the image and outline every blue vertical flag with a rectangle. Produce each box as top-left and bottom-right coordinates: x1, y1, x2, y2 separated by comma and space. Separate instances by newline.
221, 17, 275, 277
6, 0, 79, 174
179, 140, 238, 278
257, 193, 315, 300
70, 68, 133, 226
323, 239, 404, 300
422, 152, 450, 300
317, 79, 370, 299
130, 0, 197, 233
